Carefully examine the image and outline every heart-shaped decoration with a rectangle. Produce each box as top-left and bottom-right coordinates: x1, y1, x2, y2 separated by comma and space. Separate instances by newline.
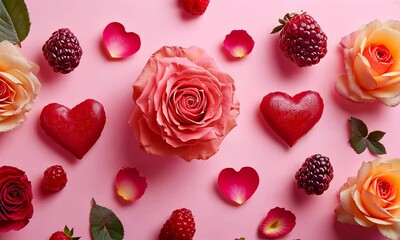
40, 99, 106, 159
217, 167, 259, 205
103, 22, 141, 59
259, 91, 324, 147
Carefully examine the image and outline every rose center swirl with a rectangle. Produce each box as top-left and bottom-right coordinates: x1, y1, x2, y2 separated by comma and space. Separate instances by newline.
363, 43, 394, 75
170, 87, 207, 124
0, 80, 12, 104
377, 179, 392, 200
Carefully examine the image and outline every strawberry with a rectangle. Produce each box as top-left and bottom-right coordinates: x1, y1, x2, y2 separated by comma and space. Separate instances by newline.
49, 226, 80, 240
182, 0, 210, 15
159, 208, 196, 240
43, 165, 68, 192
272, 12, 327, 67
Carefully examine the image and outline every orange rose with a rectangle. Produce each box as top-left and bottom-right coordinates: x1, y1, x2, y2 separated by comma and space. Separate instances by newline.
336, 20, 400, 106
0, 41, 40, 131
335, 158, 400, 240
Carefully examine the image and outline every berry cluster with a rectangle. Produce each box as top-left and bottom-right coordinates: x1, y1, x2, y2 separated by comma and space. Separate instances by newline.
295, 154, 334, 195
159, 208, 196, 240
273, 13, 328, 67
42, 28, 83, 74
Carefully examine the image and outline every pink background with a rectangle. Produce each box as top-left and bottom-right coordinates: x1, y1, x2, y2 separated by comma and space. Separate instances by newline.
1, 0, 400, 239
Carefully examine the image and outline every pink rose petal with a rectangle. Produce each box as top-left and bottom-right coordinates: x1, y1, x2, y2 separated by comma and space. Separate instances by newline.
259, 207, 296, 239
223, 30, 255, 58
115, 167, 147, 202
103, 22, 141, 59
217, 167, 259, 205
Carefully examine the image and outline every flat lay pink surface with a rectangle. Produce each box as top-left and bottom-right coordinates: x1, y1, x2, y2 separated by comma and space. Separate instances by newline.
2, 0, 400, 239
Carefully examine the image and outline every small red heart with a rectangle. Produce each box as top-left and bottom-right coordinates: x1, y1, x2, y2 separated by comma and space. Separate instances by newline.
40, 99, 106, 159
259, 91, 324, 147
103, 22, 141, 59
217, 167, 259, 205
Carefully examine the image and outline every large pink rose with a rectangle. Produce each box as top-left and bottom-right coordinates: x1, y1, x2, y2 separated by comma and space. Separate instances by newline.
0, 166, 33, 232
335, 158, 400, 240
129, 46, 240, 161
336, 20, 400, 106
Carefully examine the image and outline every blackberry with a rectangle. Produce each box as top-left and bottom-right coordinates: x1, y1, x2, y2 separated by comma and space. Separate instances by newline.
42, 28, 83, 74
272, 12, 328, 67
295, 154, 333, 195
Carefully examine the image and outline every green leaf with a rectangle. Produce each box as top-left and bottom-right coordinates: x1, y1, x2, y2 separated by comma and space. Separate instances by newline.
0, 0, 31, 45
348, 116, 387, 155
349, 137, 367, 154
90, 198, 124, 240
367, 130, 386, 142
349, 117, 368, 138
271, 25, 284, 34
367, 140, 387, 155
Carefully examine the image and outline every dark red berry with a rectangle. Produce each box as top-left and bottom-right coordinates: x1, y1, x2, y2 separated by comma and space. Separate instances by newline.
295, 154, 333, 195
43, 165, 68, 192
42, 28, 83, 74
182, 0, 210, 15
272, 12, 327, 67
159, 208, 196, 240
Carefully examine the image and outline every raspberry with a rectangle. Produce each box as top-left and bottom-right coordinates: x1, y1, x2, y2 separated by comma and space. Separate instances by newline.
295, 154, 333, 195
42, 28, 83, 74
182, 0, 210, 15
43, 165, 68, 192
159, 208, 196, 240
272, 12, 327, 67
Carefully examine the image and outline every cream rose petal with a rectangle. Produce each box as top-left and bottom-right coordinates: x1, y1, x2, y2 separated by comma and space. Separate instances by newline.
335, 205, 358, 225
340, 186, 374, 227
353, 54, 377, 90
371, 85, 400, 106
384, 20, 400, 31
378, 223, 400, 240
341, 20, 383, 52
361, 190, 394, 222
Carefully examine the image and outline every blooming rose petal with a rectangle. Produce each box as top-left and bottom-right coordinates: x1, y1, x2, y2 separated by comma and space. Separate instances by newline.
339, 186, 374, 227
223, 30, 255, 58
259, 207, 296, 239
353, 54, 378, 90
103, 22, 141, 59
378, 223, 400, 240
217, 167, 259, 205
335, 205, 358, 225
115, 167, 147, 202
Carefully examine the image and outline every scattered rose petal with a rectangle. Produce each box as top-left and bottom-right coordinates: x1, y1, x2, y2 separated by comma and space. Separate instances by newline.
115, 167, 147, 202
217, 167, 259, 205
223, 30, 255, 58
103, 22, 141, 59
259, 207, 296, 239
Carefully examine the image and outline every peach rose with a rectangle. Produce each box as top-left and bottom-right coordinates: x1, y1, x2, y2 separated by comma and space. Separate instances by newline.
336, 20, 400, 106
335, 158, 400, 240
129, 46, 239, 161
0, 41, 40, 131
